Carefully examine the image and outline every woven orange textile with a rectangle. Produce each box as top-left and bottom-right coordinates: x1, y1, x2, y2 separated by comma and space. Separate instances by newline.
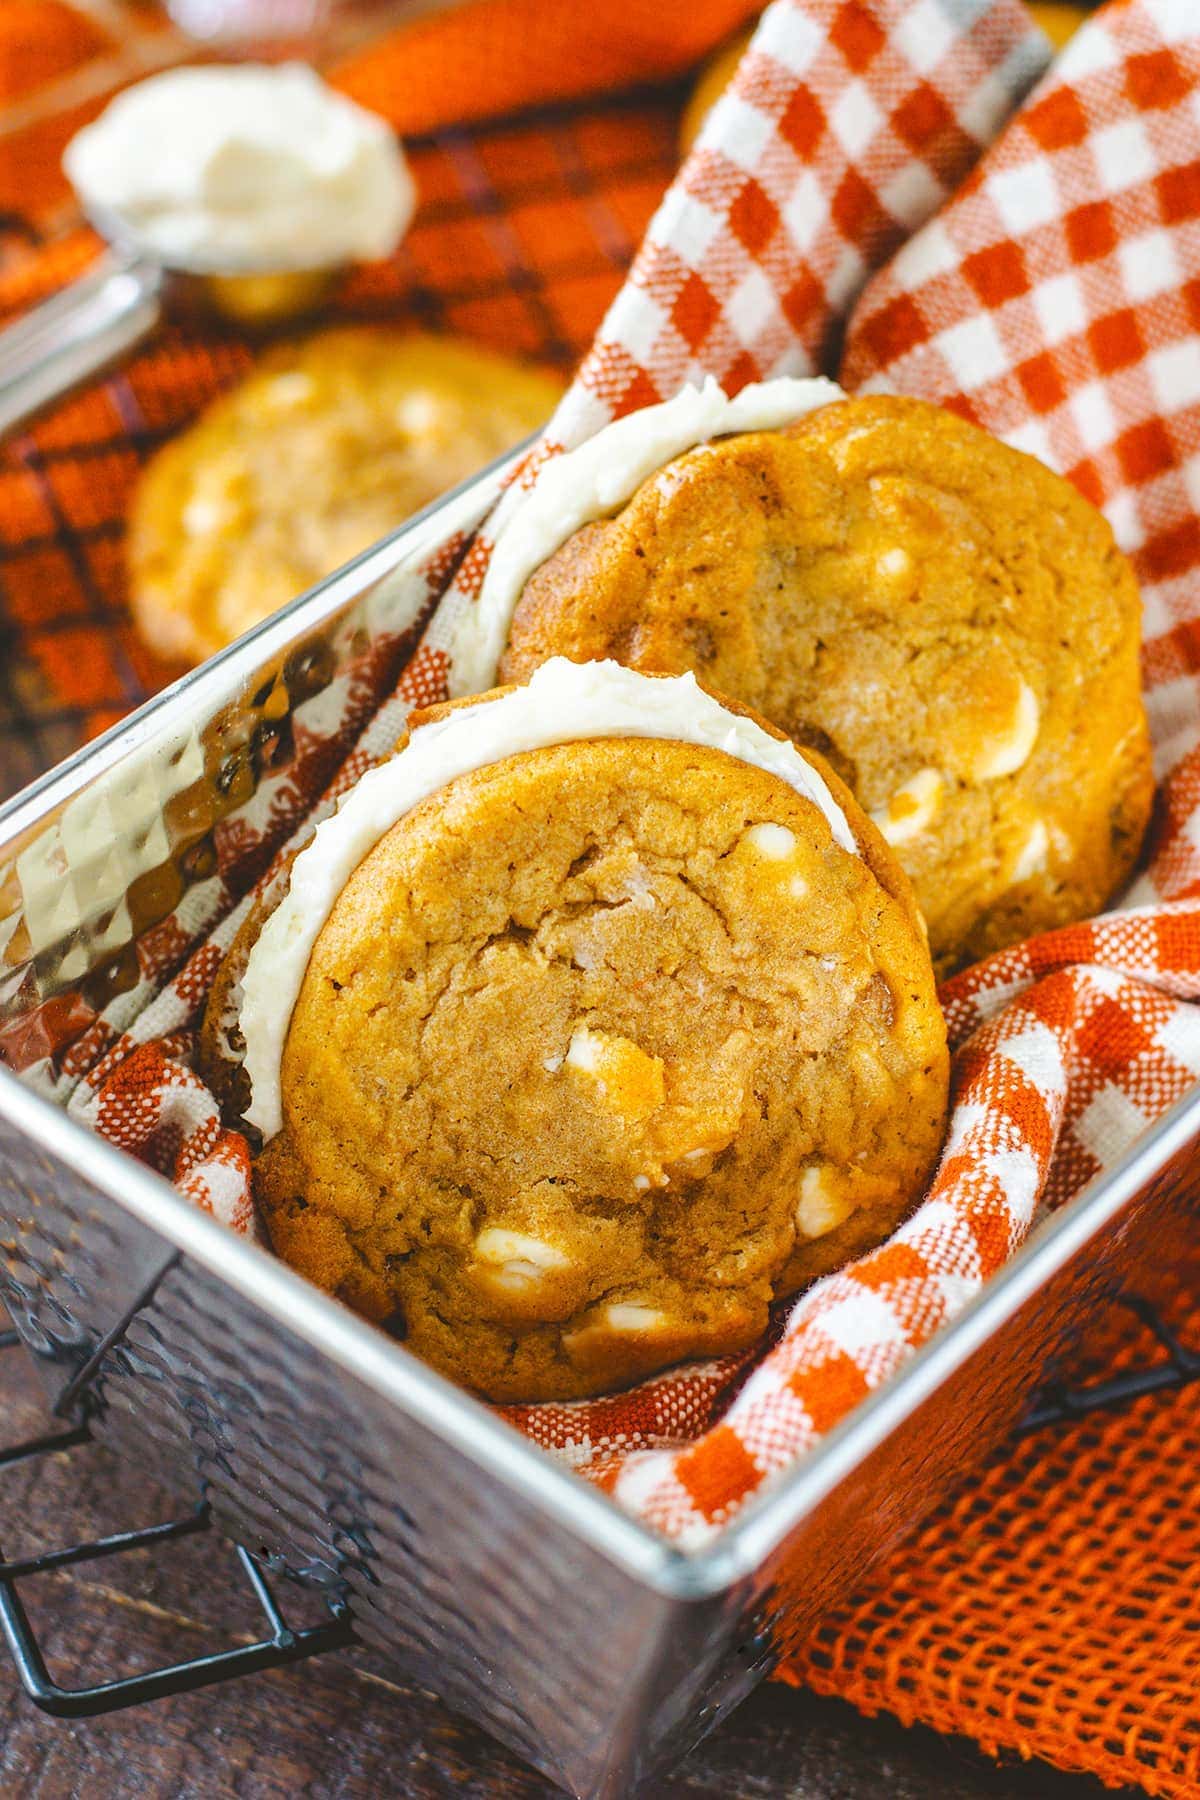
333, 0, 764, 134
0, 4, 1196, 1798
786, 1242, 1200, 1797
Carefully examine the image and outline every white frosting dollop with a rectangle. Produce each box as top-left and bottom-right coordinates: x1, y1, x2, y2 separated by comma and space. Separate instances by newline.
240, 657, 858, 1140
64, 63, 415, 273
447, 373, 846, 695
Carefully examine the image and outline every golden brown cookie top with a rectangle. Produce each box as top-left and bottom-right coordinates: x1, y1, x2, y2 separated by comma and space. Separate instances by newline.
254, 720, 947, 1400
128, 328, 562, 665
236, 660, 890, 1141
501, 394, 1151, 973
449, 374, 844, 694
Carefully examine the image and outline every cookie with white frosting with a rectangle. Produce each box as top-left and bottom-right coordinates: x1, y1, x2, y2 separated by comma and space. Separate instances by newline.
211, 660, 948, 1403
495, 392, 1153, 975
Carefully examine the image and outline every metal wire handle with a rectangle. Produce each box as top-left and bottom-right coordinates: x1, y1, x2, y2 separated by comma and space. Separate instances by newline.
0, 1329, 351, 1717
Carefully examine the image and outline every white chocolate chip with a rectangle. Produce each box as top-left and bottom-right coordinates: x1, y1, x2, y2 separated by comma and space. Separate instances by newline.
622, 865, 657, 909
876, 546, 912, 580
474, 1228, 570, 1293
182, 494, 234, 536
266, 371, 315, 408
563, 1302, 674, 1363
1011, 817, 1049, 883
563, 1025, 665, 1120
476, 1228, 569, 1270
871, 768, 943, 846
565, 1026, 603, 1074
395, 390, 446, 436
789, 874, 809, 899
795, 1166, 856, 1239
542, 1052, 564, 1073
745, 822, 798, 860
603, 1303, 668, 1332
970, 679, 1039, 780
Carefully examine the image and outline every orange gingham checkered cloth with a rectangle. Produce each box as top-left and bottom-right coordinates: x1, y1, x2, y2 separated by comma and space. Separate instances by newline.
52, 0, 1200, 1554
5, 1, 1200, 1792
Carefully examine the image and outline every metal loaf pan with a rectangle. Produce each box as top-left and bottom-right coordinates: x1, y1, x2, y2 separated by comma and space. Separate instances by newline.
0, 456, 1196, 1798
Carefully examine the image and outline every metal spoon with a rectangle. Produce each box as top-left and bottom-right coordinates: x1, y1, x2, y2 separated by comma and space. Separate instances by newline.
0, 200, 344, 437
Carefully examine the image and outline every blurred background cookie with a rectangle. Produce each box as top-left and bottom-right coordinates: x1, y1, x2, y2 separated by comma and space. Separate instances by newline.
501, 394, 1153, 976
127, 328, 563, 665
1027, 4, 1091, 50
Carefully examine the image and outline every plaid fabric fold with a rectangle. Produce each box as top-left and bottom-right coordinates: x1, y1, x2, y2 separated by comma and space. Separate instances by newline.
48, 0, 1200, 1550
415, 0, 1049, 683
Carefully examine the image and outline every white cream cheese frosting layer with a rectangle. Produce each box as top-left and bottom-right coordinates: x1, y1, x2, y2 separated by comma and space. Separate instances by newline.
447, 373, 846, 695
65, 63, 415, 272
240, 657, 859, 1140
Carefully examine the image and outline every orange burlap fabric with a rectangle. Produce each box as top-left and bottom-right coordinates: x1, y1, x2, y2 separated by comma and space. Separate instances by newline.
787, 1242, 1200, 1798
0, 3, 1195, 1795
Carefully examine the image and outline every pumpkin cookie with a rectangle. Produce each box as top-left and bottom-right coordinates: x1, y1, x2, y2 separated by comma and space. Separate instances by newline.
499, 394, 1153, 975
128, 329, 562, 664
216, 660, 949, 1402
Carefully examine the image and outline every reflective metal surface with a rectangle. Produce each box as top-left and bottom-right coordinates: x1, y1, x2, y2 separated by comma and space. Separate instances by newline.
0, 456, 1196, 1795
0, 252, 163, 438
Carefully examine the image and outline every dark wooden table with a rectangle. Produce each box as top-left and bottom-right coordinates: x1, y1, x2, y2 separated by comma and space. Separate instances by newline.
0, 1324, 1137, 1799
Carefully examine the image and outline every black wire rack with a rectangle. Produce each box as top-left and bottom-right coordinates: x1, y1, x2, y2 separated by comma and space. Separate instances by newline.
1, 1292, 1197, 1722
0, 1324, 352, 1718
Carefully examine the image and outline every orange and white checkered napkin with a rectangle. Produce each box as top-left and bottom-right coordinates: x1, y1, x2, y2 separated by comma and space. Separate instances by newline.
67, 0, 1200, 1542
